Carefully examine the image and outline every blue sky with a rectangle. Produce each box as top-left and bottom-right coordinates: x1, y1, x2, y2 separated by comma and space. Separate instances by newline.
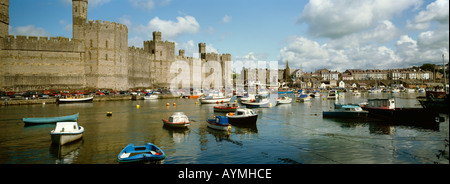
8, 0, 449, 72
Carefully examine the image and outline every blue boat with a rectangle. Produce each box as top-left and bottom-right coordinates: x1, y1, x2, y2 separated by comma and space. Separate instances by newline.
23, 113, 79, 125
323, 105, 368, 118
117, 143, 166, 163
207, 116, 231, 131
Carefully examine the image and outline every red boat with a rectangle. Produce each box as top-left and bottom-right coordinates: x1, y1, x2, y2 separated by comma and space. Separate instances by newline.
213, 102, 239, 112
162, 112, 190, 129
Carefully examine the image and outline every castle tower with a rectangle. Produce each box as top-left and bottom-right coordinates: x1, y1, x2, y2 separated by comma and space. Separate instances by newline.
0, 0, 9, 38
153, 31, 161, 41
72, 0, 88, 40
198, 42, 206, 59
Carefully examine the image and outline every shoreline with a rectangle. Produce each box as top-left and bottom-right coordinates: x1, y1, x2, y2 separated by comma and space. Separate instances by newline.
1, 94, 182, 106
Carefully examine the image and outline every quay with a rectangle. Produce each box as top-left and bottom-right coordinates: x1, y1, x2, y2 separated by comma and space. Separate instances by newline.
1, 94, 183, 106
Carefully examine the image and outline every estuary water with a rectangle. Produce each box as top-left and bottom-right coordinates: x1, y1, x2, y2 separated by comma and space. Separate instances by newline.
0, 92, 448, 164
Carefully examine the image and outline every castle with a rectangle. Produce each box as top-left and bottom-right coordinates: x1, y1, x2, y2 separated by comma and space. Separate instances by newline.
0, 0, 232, 91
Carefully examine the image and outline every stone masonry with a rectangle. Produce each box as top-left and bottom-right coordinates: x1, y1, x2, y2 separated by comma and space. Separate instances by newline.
0, 0, 231, 91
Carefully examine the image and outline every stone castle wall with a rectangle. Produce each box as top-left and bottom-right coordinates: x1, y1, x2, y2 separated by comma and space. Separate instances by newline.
0, 0, 231, 91
0, 35, 85, 91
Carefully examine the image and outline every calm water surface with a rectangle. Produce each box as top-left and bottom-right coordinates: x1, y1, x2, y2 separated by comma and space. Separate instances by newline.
0, 92, 448, 164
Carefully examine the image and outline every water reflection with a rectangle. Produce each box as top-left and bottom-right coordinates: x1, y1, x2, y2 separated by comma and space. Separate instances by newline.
0, 92, 448, 164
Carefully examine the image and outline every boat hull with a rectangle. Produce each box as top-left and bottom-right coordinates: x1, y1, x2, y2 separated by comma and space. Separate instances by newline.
323, 111, 368, 118
227, 114, 258, 124
51, 132, 83, 146
57, 97, 93, 104
117, 143, 166, 163
213, 107, 238, 112
162, 119, 190, 129
362, 107, 439, 123
207, 120, 231, 131
23, 113, 79, 124
199, 98, 231, 104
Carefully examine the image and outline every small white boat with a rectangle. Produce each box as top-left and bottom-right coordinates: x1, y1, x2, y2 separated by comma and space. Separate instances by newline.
239, 94, 256, 102
50, 122, 84, 146
57, 96, 93, 104
198, 93, 231, 104
241, 95, 274, 108
327, 90, 337, 99
143, 94, 158, 100
226, 108, 258, 124
162, 112, 190, 129
277, 96, 292, 104
352, 90, 361, 96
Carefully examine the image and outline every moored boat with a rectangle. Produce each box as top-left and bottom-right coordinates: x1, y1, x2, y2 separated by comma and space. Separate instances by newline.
361, 98, 440, 123
23, 113, 79, 125
277, 96, 292, 104
162, 112, 190, 129
226, 108, 258, 124
57, 96, 93, 104
327, 90, 337, 99
117, 143, 166, 163
198, 95, 231, 104
206, 116, 231, 131
214, 102, 239, 112
323, 105, 368, 118
241, 94, 274, 108
50, 122, 84, 146
143, 94, 158, 100
297, 89, 310, 102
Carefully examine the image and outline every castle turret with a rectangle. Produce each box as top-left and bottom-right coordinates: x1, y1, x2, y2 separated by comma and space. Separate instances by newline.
199, 42, 206, 59
0, 0, 9, 38
153, 31, 161, 41
72, 0, 88, 40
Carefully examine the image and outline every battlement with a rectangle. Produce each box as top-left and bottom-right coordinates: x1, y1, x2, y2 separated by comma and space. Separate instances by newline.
86, 20, 128, 31
2, 35, 83, 52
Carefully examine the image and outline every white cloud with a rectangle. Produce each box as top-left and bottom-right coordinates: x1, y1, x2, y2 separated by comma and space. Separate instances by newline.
9, 25, 51, 37
407, 0, 449, 30
298, 0, 421, 38
222, 15, 232, 23
135, 16, 200, 40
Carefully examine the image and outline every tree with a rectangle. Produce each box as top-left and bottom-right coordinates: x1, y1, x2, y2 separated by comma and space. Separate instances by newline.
420, 63, 436, 71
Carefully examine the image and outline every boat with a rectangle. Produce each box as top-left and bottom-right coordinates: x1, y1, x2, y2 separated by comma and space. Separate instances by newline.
57, 96, 93, 104
278, 87, 293, 94
241, 94, 274, 108
226, 108, 258, 124
323, 105, 368, 118
50, 122, 84, 146
352, 90, 361, 96
361, 98, 440, 123
198, 93, 231, 104
143, 94, 158, 100
214, 102, 239, 112
161, 112, 190, 129
117, 143, 166, 163
418, 91, 449, 114
239, 94, 256, 102
297, 89, 310, 102
327, 90, 337, 99
206, 116, 231, 131
23, 113, 79, 125
309, 91, 321, 98
277, 96, 292, 104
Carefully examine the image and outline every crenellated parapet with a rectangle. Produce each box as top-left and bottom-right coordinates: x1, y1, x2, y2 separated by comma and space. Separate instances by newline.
1, 35, 83, 52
